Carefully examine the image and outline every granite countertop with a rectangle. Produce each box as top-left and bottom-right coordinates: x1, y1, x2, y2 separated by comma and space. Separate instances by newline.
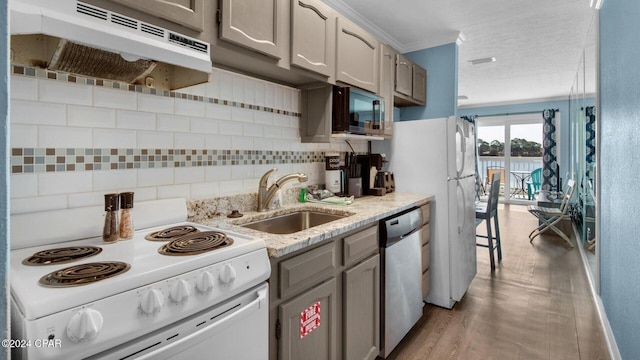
194, 192, 433, 258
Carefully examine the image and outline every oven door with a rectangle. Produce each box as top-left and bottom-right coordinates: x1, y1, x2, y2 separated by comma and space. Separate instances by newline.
91, 283, 268, 360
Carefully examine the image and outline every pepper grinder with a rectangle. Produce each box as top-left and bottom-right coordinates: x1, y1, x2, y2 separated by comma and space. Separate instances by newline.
119, 192, 134, 240
103, 193, 120, 243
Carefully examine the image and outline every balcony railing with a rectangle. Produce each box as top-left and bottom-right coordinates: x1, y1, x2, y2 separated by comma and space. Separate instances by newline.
478, 156, 542, 199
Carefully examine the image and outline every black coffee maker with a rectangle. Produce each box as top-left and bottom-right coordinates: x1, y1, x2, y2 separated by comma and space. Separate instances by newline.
356, 154, 387, 196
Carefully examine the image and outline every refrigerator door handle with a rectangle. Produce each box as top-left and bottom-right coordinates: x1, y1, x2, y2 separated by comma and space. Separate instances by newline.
456, 123, 466, 177
458, 180, 467, 234
448, 174, 475, 181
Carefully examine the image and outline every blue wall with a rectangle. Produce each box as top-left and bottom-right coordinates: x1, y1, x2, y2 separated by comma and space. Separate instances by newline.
599, 0, 640, 358
399, 43, 458, 120
1, 1, 10, 357
458, 99, 571, 182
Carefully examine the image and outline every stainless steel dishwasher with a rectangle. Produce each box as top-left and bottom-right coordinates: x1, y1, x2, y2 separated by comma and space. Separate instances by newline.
379, 207, 424, 358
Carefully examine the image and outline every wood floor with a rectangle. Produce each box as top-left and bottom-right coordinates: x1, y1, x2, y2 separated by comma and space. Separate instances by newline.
389, 204, 610, 360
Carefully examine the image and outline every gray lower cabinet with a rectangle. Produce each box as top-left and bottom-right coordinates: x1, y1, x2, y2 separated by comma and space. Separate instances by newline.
343, 254, 380, 360
420, 202, 431, 300
269, 224, 380, 360
278, 242, 337, 299
279, 278, 338, 360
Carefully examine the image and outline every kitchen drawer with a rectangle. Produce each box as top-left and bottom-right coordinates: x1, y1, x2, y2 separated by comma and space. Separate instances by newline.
420, 203, 430, 226
343, 225, 378, 267
279, 242, 336, 299
421, 269, 430, 300
420, 223, 431, 246
421, 242, 430, 271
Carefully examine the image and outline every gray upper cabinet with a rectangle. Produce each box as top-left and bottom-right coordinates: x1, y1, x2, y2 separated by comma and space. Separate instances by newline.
394, 53, 427, 107
336, 17, 380, 94
87, 0, 205, 32
219, 0, 283, 59
379, 44, 398, 137
301, 84, 333, 143
395, 53, 413, 97
291, 0, 336, 78
412, 64, 427, 105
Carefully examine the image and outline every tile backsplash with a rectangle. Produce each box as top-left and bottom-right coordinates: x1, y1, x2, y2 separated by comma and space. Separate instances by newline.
9, 66, 366, 215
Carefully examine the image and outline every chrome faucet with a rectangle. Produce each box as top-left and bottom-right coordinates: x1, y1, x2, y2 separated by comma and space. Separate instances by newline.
257, 168, 308, 212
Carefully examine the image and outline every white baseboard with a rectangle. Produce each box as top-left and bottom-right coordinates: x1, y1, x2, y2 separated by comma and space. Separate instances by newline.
572, 224, 621, 360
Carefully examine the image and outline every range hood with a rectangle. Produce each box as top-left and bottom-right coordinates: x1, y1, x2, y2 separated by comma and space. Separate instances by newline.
10, 0, 212, 90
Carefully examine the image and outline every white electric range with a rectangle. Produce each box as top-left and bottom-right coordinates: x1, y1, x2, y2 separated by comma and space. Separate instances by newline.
10, 199, 271, 360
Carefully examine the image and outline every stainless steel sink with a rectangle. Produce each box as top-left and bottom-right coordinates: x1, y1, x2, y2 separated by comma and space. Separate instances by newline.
240, 211, 349, 234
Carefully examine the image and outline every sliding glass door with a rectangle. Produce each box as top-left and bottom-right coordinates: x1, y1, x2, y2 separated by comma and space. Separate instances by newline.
477, 114, 543, 204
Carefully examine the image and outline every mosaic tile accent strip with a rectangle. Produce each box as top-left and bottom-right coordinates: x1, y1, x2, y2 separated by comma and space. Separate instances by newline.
11, 148, 325, 174
11, 65, 302, 117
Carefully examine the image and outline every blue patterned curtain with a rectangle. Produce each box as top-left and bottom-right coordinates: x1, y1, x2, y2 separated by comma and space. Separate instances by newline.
542, 109, 559, 191
585, 106, 596, 182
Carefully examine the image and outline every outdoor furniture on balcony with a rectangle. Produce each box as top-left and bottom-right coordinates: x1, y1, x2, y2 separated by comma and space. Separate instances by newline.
484, 166, 505, 196
478, 156, 543, 201
510, 170, 531, 198
526, 168, 542, 200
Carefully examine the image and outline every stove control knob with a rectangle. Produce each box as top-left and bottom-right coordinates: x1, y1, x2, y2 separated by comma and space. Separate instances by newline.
196, 271, 215, 293
170, 280, 191, 303
66, 308, 103, 343
219, 264, 237, 285
140, 289, 164, 315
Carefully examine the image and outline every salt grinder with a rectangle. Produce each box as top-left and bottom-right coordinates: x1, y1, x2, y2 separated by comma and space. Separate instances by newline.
103, 193, 120, 243
119, 192, 135, 240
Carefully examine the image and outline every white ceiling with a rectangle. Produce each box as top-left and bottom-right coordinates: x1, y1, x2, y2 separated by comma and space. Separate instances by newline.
324, 0, 598, 107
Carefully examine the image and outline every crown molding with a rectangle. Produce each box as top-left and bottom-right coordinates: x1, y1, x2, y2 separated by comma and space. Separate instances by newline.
457, 95, 571, 109
401, 31, 464, 53
322, 0, 461, 53
322, 0, 404, 50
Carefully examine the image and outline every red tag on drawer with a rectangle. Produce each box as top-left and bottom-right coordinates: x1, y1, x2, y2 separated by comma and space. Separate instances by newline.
300, 301, 321, 339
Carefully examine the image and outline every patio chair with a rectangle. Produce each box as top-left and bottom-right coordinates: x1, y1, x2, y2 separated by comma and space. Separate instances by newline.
527, 179, 576, 248
485, 166, 505, 196
476, 172, 502, 271
526, 167, 542, 200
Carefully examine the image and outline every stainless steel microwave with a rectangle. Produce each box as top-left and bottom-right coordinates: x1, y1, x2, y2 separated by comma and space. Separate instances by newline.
332, 85, 385, 136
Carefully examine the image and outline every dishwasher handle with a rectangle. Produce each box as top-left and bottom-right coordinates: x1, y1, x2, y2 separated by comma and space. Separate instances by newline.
385, 227, 420, 247
380, 208, 422, 248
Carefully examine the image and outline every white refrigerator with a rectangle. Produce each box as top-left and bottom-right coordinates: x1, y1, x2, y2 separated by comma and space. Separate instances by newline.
376, 116, 477, 309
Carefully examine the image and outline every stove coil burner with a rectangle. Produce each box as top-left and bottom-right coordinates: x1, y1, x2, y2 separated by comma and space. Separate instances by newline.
145, 225, 199, 241
39, 261, 131, 287
22, 246, 103, 266
158, 231, 234, 256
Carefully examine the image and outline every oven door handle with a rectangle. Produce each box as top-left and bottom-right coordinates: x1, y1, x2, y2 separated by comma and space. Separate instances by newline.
136, 287, 267, 360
